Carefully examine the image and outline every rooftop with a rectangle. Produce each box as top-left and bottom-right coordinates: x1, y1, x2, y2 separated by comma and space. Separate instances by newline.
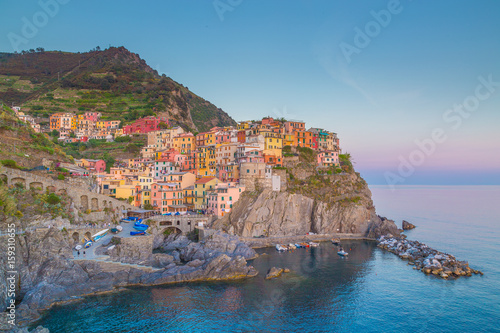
195, 177, 217, 184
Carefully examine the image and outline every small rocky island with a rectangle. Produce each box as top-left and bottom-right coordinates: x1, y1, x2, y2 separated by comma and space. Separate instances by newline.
377, 235, 483, 279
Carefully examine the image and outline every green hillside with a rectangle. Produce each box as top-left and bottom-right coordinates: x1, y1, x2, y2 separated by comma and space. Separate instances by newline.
0, 104, 71, 168
0, 47, 235, 132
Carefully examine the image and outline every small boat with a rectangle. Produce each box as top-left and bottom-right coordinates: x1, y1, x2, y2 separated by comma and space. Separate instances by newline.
309, 242, 320, 247
133, 224, 148, 231
331, 238, 341, 245
300, 242, 310, 248
130, 231, 145, 236
110, 227, 122, 234
84, 241, 93, 249
116, 225, 123, 231
295, 243, 302, 248
120, 218, 132, 223
75, 245, 82, 251
288, 243, 297, 250
275, 244, 287, 252
337, 250, 349, 256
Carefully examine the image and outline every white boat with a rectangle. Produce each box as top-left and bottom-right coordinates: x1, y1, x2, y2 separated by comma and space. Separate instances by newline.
288, 243, 297, 250
275, 244, 287, 252
91, 229, 109, 242
337, 250, 349, 256
309, 242, 320, 247
75, 245, 82, 251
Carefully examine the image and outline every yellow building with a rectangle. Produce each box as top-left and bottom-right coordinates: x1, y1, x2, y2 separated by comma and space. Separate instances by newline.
138, 175, 153, 206
237, 121, 251, 130
205, 132, 216, 145
71, 116, 78, 131
196, 146, 217, 177
173, 133, 195, 154
193, 177, 219, 210
282, 133, 295, 147
115, 185, 137, 201
262, 130, 283, 160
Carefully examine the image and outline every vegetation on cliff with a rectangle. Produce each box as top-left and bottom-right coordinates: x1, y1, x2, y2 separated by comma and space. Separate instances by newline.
282, 146, 370, 209
0, 176, 72, 224
0, 105, 71, 168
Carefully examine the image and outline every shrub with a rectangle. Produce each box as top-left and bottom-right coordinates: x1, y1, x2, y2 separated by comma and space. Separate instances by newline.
114, 135, 131, 143
57, 174, 65, 180
1, 160, 19, 169
45, 193, 61, 205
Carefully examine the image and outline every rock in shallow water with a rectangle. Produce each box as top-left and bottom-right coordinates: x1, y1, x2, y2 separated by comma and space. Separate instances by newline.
402, 220, 416, 230
377, 235, 482, 279
265, 267, 284, 280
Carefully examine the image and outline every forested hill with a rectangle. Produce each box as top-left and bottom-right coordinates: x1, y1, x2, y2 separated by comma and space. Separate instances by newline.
0, 46, 235, 132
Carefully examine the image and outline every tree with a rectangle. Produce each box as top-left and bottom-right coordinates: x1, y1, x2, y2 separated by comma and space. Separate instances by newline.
158, 121, 169, 129
124, 143, 140, 155
51, 129, 60, 137
143, 203, 154, 210
102, 152, 115, 173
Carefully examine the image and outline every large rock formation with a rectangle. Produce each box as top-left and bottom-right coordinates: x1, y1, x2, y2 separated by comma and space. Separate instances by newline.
214, 173, 399, 239
0, 226, 257, 327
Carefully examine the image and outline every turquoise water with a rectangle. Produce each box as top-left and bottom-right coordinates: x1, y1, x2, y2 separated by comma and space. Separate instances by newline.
34, 186, 500, 332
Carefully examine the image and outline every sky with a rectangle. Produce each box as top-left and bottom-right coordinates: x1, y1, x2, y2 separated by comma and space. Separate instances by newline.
1, 0, 499, 185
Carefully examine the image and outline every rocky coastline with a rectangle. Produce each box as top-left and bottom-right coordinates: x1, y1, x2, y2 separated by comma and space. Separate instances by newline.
377, 235, 483, 279
0, 228, 258, 330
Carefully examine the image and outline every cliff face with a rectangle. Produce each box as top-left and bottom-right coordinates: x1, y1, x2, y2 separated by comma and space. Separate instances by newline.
214, 173, 399, 239
0, 219, 257, 327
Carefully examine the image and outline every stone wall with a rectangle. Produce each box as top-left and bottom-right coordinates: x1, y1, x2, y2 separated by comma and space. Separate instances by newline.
109, 235, 154, 264
0, 168, 135, 223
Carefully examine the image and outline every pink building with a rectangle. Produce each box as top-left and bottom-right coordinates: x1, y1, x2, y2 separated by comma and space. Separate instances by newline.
151, 182, 185, 213
123, 116, 169, 134
317, 150, 339, 167
83, 112, 101, 122
284, 121, 305, 134
206, 183, 245, 216
86, 159, 106, 173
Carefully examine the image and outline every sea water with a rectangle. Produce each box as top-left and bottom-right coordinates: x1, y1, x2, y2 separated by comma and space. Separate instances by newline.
33, 186, 500, 332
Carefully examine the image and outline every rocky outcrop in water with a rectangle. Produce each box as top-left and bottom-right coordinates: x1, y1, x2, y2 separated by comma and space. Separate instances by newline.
377, 236, 483, 279
0, 226, 258, 327
265, 267, 284, 280
402, 220, 416, 230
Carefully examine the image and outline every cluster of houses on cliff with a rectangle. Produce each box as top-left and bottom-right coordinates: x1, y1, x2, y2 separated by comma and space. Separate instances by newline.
12, 105, 342, 217
74, 116, 341, 217
11, 106, 169, 143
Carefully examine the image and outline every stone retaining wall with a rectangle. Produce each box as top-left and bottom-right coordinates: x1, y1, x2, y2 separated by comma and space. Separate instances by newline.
1, 168, 135, 222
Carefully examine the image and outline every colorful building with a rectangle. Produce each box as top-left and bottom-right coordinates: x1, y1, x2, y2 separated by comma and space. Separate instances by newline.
151, 182, 185, 213
206, 183, 245, 216
193, 177, 219, 210
123, 116, 169, 134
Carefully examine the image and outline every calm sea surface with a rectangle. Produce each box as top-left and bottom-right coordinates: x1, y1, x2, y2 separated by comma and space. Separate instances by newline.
33, 186, 500, 332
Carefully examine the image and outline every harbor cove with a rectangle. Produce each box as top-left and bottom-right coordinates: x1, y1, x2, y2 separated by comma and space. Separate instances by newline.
27, 186, 500, 332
